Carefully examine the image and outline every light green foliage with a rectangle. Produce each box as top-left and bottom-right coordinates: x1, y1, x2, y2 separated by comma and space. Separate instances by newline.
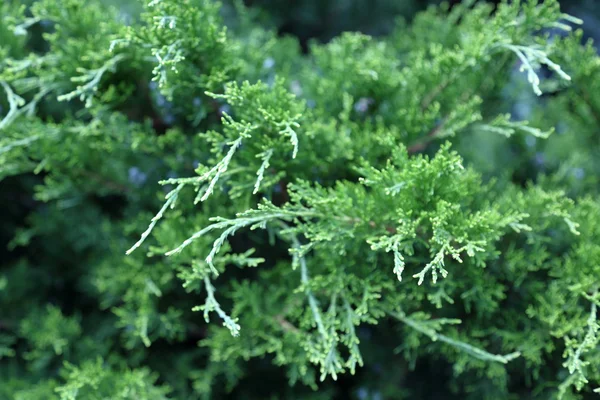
55, 358, 170, 400
1, 0, 600, 398
122, 0, 238, 123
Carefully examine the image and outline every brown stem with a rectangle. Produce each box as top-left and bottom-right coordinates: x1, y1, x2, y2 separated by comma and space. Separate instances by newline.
421, 79, 452, 111
79, 170, 131, 193
420, 64, 470, 112
275, 315, 300, 333
407, 118, 448, 154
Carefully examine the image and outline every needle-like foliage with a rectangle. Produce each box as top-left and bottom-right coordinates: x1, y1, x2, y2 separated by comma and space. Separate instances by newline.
1, 0, 599, 398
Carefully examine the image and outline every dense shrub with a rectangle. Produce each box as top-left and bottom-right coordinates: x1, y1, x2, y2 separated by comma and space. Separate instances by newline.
1, 0, 599, 399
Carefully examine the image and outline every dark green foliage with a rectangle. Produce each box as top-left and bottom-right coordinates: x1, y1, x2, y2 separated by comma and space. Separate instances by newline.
1, 0, 600, 399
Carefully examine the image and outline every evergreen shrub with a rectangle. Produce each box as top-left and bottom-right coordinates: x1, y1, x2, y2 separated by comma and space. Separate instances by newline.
1, 0, 599, 398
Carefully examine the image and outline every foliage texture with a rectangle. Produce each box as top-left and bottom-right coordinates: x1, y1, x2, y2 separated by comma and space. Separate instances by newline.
1, 0, 600, 399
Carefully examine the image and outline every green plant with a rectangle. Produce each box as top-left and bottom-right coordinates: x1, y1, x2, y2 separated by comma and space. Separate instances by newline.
1, 0, 599, 399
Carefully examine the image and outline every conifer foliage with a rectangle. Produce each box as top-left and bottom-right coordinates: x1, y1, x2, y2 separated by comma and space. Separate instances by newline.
1, 0, 600, 398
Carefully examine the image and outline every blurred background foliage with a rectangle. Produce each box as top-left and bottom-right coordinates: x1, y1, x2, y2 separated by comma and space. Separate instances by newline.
98, 0, 600, 47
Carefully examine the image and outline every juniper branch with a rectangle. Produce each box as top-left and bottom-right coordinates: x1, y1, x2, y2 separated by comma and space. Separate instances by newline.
277, 121, 300, 159
499, 43, 571, 96
126, 183, 184, 255
253, 149, 273, 194
193, 276, 240, 337
57, 54, 127, 107
389, 310, 521, 364
564, 288, 599, 377
0, 81, 25, 130
165, 208, 319, 274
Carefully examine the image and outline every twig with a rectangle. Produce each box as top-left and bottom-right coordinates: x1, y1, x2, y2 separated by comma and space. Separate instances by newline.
275, 315, 300, 333
407, 118, 448, 154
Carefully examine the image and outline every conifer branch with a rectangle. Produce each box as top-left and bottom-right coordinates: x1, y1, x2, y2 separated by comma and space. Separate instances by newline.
253, 149, 273, 194
0, 79, 59, 131
0, 135, 41, 155
413, 245, 449, 285
151, 40, 184, 91
165, 208, 319, 274
158, 120, 257, 203
0, 81, 25, 130
412, 241, 485, 286
3, 0, 597, 396
389, 310, 521, 364
193, 276, 240, 337
499, 43, 571, 96
341, 295, 364, 374
277, 121, 300, 159
280, 222, 348, 381
478, 114, 554, 139
289, 230, 327, 340
563, 288, 599, 385
57, 54, 127, 107
12, 17, 41, 36
197, 136, 244, 203
126, 183, 184, 255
